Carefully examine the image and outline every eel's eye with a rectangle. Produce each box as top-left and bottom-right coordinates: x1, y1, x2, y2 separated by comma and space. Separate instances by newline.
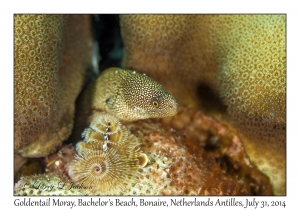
150, 97, 159, 108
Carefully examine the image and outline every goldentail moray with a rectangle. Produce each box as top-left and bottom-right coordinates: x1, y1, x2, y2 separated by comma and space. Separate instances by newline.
72, 67, 178, 140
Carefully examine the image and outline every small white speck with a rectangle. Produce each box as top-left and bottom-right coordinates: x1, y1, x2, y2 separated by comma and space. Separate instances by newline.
102, 142, 108, 151
143, 73, 147, 76
133, 106, 145, 113
115, 70, 118, 74
55, 160, 60, 166
161, 171, 167, 179
132, 71, 136, 74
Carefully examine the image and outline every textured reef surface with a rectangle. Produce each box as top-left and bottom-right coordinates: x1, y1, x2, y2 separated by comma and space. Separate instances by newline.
14, 14, 285, 196
15, 108, 272, 195
121, 15, 286, 195
14, 15, 93, 158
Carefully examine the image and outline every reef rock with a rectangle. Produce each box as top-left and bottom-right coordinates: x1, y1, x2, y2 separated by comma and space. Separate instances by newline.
120, 14, 285, 195
15, 107, 272, 195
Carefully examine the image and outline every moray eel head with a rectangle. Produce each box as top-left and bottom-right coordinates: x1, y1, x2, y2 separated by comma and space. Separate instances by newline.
104, 68, 178, 121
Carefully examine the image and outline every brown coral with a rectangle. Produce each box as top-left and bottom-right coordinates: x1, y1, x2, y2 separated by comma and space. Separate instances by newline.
15, 106, 272, 196
44, 144, 77, 177
123, 106, 272, 195
120, 14, 286, 195
14, 15, 93, 157
14, 159, 43, 183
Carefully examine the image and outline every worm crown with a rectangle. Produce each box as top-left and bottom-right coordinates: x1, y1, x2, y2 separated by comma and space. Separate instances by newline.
69, 114, 147, 195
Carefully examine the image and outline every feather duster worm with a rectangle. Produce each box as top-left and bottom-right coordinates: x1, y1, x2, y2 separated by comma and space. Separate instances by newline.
68, 114, 147, 195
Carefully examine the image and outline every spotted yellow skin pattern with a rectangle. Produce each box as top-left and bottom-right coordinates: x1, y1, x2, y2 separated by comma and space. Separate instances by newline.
73, 67, 178, 140
82, 67, 178, 120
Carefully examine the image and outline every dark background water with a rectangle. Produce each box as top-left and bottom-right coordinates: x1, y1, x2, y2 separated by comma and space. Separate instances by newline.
93, 15, 124, 71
